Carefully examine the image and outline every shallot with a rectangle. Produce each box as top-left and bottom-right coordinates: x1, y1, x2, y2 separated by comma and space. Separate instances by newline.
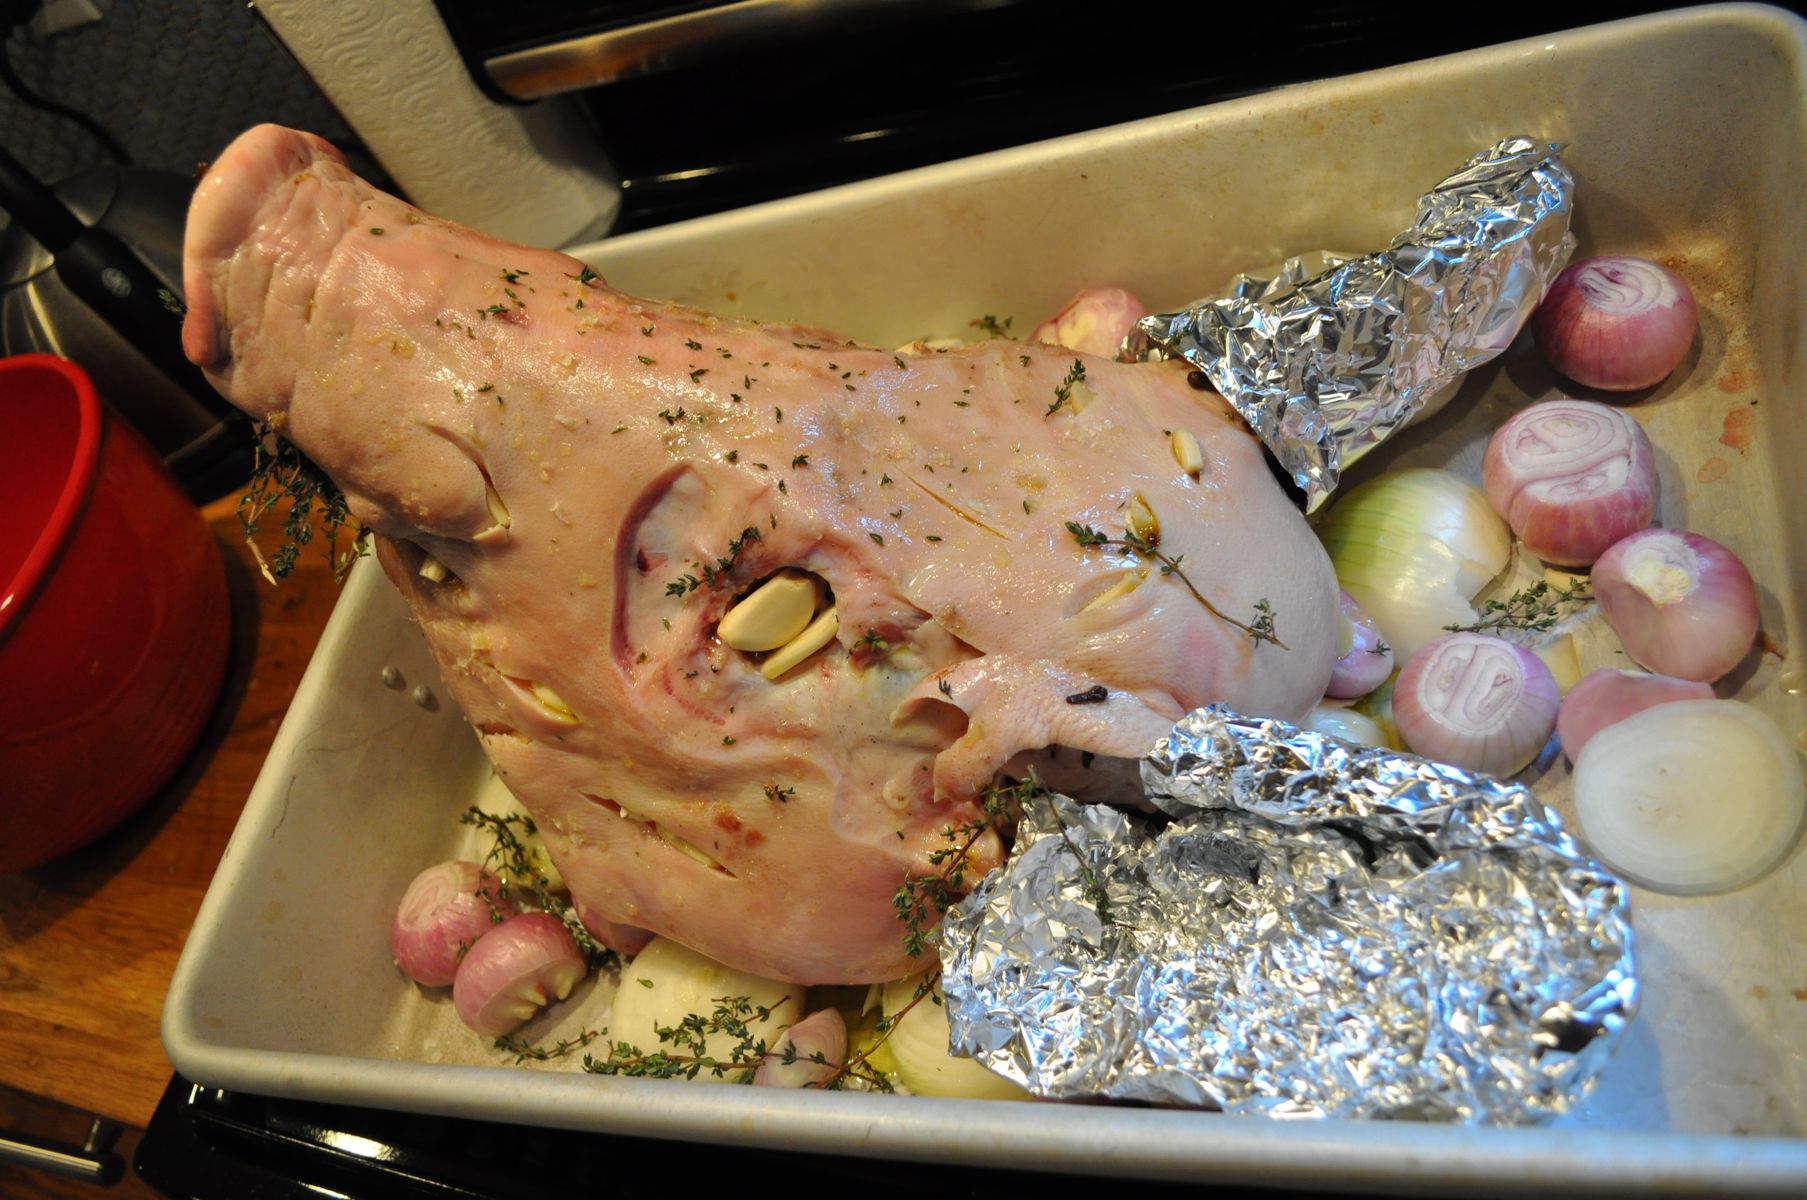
1029, 286, 1149, 359
451, 912, 587, 1036
1572, 699, 1805, 894
1482, 399, 1655, 566
1392, 634, 1559, 776
1325, 590, 1394, 699
752, 1008, 848, 1088
1592, 528, 1759, 682
1557, 668, 1714, 761
391, 861, 513, 988
1532, 256, 1698, 391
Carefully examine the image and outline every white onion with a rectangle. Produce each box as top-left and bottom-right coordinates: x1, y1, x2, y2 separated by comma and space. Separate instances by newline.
452, 912, 587, 1036
879, 973, 1029, 1100
1301, 702, 1397, 750
1392, 634, 1559, 776
1592, 528, 1759, 682
1557, 668, 1715, 761
1316, 469, 1513, 659
391, 861, 513, 988
1028, 286, 1149, 359
753, 1008, 848, 1088
1572, 699, 1804, 894
1481, 399, 1656, 566
1532, 256, 1698, 391
1325, 590, 1395, 698
609, 937, 800, 1084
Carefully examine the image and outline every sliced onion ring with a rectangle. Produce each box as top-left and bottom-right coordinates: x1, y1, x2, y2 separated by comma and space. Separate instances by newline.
1572, 699, 1805, 895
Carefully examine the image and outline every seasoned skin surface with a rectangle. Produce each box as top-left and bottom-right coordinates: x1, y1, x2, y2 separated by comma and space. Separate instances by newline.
185, 125, 1339, 983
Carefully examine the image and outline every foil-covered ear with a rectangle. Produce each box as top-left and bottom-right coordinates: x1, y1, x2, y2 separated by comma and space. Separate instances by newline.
1126, 138, 1576, 513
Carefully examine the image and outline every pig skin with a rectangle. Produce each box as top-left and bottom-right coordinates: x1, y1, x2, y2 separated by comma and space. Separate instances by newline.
183, 125, 1340, 984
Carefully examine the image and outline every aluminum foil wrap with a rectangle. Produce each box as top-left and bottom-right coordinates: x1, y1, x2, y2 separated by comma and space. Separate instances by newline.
940, 707, 1638, 1123
1126, 137, 1575, 512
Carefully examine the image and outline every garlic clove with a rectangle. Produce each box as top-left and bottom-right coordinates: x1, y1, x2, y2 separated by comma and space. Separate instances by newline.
718, 570, 821, 652
760, 607, 841, 680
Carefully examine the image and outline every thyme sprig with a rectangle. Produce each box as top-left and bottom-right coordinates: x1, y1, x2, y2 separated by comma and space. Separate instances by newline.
238, 419, 369, 584
892, 776, 1035, 958
1064, 521, 1286, 648
580, 993, 896, 1090
1046, 360, 1086, 416
494, 1028, 602, 1064
1443, 579, 1592, 634
460, 806, 609, 962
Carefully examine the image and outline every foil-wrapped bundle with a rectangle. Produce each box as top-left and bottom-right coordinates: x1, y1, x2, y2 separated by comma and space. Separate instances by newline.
940, 707, 1638, 1123
1127, 137, 1575, 512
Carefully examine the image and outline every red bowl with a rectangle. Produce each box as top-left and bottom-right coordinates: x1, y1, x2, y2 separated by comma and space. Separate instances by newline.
0, 354, 229, 871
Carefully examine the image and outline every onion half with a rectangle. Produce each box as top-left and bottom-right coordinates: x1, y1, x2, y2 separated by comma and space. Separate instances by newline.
1572, 699, 1804, 894
879, 973, 1029, 1100
1392, 634, 1559, 776
1316, 469, 1512, 659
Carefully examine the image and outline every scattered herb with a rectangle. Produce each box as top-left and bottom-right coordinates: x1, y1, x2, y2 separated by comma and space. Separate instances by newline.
763, 784, 796, 803
869, 532, 885, 546
971, 314, 1014, 338
157, 287, 186, 316
722, 735, 737, 746
638, 354, 656, 365
501, 267, 529, 283
725, 449, 740, 463
658, 407, 686, 424
791, 454, 810, 468
689, 367, 709, 383
479, 303, 506, 318
893, 354, 908, 370
937, 678, 954, 698
369, 227, 385, 236
685, 338, 703, 350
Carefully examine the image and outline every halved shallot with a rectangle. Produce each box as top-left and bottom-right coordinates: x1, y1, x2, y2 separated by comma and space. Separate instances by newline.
1392, 634, 1559, 776
1557, 669, 1715, 761
452, 912, 587, 1036
1532, 256, 1698, 391
1482, 399, 1655, 566
1572, 699, 1804, 895
1592, 528, 1759, 683
391, 860, 513, 988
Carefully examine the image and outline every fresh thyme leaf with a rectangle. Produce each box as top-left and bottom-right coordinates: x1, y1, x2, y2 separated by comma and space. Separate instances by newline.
970, 314, 1014, 338
791, 453, 809, 468
157, 287, 186, 316
237, 420, 370, 584
1442, 579, 1592, 634
763, 783, 795, 803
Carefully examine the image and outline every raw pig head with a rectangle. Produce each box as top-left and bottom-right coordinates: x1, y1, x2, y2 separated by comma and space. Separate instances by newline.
183, 125, 1340, 983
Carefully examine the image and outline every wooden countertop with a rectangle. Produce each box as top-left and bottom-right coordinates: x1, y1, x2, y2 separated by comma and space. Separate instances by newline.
0, 495, 342, 1130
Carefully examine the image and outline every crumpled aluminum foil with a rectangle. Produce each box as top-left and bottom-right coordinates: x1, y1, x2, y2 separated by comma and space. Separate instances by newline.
940, 707, 1638, 1123
1126, 137, 1575, 512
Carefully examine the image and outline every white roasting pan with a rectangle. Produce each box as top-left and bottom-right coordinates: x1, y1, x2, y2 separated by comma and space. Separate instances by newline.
165, 6, 1807, 1194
